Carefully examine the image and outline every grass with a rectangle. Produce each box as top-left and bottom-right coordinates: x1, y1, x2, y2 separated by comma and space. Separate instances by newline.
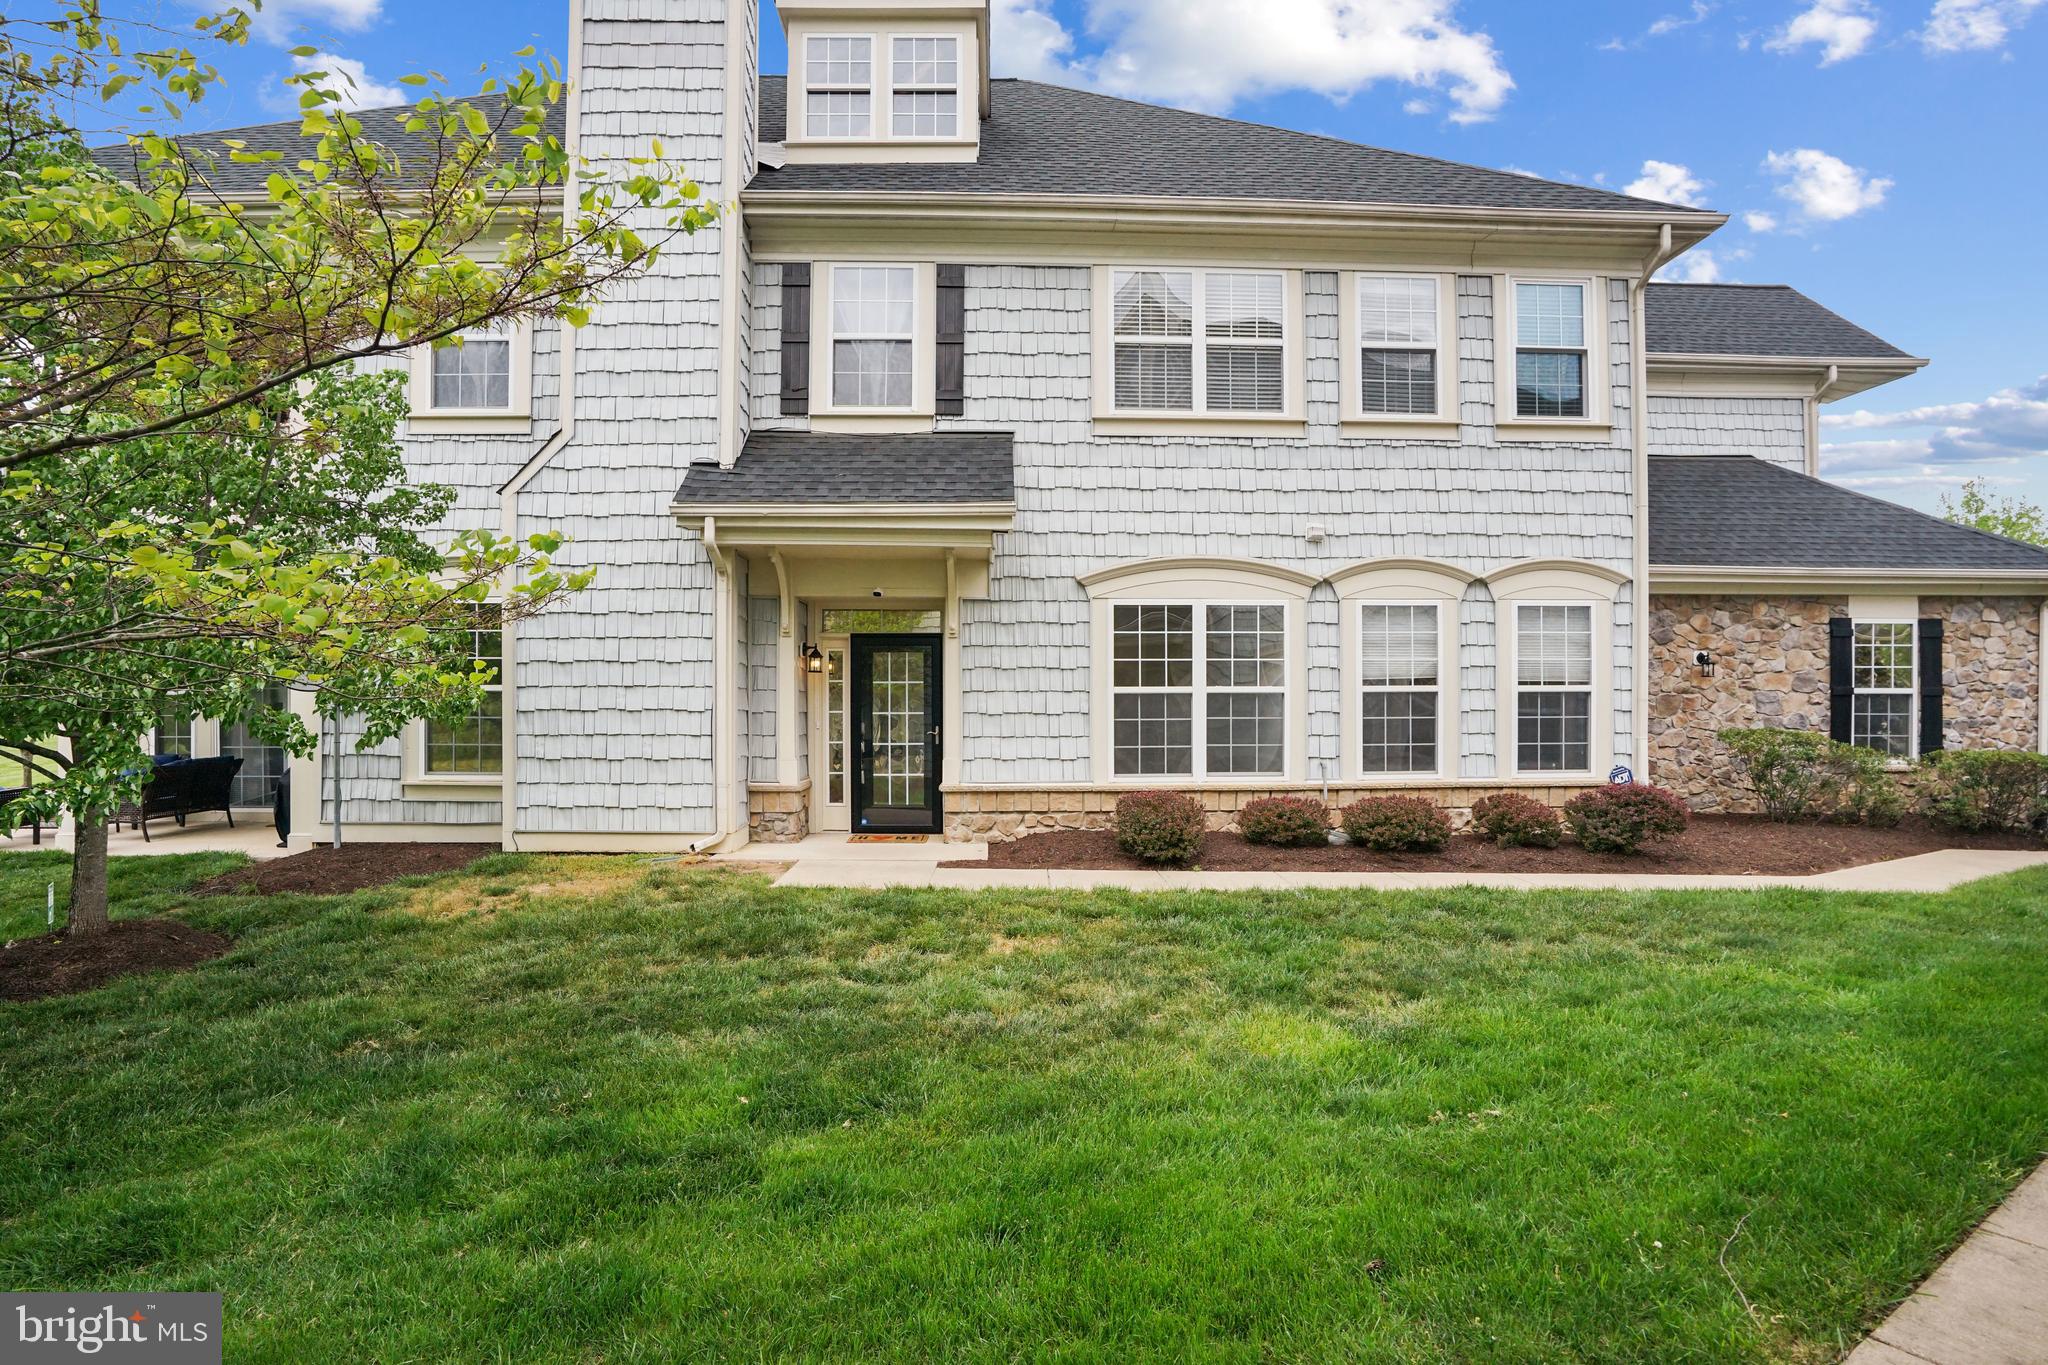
2, 851, 2046, 1361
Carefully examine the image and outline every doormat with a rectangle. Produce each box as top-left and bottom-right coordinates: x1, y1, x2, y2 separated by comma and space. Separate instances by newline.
849, 834, 930, 844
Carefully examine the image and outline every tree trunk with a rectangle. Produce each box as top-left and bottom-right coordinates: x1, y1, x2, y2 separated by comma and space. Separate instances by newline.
67, 814, 111, 938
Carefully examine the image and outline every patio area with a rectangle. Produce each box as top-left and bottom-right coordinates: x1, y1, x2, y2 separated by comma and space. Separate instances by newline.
14, 814, 296, 861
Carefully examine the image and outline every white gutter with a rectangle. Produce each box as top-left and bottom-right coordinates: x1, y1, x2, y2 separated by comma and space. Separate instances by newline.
1632, 224, 1682, 782
1651, 565, 2048, 587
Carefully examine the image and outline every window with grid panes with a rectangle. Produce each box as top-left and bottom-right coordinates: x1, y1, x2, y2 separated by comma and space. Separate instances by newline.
1357, 276, 1440, 416
1513, 282, 1589, 419
805, 35, 873, 137
429, 328, 513, 411
1110, 603, 1286, 777
890, 36, 958, 136
830, 265, 915, 408
1359, 603, 1441, 774
1851, 621, 1917, 758
425, 615, 504, 775
1514, 603, 1593, 772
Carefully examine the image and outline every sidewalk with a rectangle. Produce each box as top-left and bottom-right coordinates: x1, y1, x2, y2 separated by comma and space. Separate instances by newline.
1847, 1161, 2048, 1365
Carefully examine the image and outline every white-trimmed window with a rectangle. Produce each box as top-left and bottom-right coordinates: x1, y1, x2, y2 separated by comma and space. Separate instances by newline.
1109, 269, 1289, 415
890, 36, 959, 137
830, 264, 916, 409
424, 615, 503, 777
1356, 275, 1443, 416
1514, 603, 1594, 773
1110, 602, 1287, 777
1851, 621, 1917, 758
1512, 280, 1590, 420
805, 35, 873, 138
1359, 604, 1442, 774
410, 321, 532, 424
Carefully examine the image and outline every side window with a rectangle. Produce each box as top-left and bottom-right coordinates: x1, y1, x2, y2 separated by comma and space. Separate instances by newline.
1850, 621, 1917, 758
424, 614, 504, 777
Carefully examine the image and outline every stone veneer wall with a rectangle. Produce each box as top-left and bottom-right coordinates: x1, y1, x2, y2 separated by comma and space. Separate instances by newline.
1647, 594, 2043, 812
748, 784, 810, 843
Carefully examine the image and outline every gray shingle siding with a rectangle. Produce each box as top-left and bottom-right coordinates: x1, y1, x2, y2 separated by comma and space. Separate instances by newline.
1645, 284, 1914, 360
1648, 395, 1807, 471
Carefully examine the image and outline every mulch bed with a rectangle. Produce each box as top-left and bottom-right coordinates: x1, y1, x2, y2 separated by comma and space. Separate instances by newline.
192, 842, 501, 897
954, 816, 2043, 878
1, 919, 232, 1003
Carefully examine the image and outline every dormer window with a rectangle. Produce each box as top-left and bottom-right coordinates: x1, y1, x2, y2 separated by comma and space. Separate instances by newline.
891, 37, 959, 138
804, 36, 873, 139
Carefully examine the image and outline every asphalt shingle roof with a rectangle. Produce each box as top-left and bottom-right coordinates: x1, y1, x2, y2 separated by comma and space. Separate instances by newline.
88, 94, 567, 195
1649, 456, 2048, 571
1645, 283, 1916, 361
675, 431, 1015, 507
753, 77, 1716, 215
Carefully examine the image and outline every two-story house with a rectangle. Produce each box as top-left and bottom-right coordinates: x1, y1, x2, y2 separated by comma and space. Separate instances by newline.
134, 0, 2048, 851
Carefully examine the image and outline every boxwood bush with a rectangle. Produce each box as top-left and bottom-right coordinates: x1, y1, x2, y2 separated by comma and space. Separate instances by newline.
1238, 795, 1331, 847
1113, 791, 1208, 864
1722, 727, 1905, 827
1340, 796, 1452, 853
1469, 792, 1563, 849
1563, 783, 1691, 855
1923, 750, 2048, 835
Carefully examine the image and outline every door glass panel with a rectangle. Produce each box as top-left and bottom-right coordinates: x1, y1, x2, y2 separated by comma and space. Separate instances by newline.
869, 647, 928, 810
822, 609, 941, 634
827, 649, 846, 805
221, 683, 289, 807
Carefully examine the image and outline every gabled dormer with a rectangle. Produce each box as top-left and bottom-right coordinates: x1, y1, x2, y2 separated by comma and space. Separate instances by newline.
774, 0, 990, 165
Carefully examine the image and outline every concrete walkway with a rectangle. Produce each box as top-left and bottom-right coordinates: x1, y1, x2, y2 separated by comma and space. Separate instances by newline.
755, 842, 2048, 894
1847, 1161, 2048, 1365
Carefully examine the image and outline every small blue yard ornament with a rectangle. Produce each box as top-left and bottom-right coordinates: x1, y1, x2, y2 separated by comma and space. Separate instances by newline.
1609, 765, 1634, 786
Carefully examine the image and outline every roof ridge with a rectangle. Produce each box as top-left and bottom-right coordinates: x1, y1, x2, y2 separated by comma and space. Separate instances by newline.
991, 78, 1714, 216
1735, 456, 2048, 563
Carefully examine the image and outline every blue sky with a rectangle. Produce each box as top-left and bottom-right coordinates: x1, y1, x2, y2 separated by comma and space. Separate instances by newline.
40, 0, 2048, 515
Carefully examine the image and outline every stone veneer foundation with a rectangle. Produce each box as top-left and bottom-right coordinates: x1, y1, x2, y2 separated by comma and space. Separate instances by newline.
747, 783, 810, 843
1647, 594, 2042, 812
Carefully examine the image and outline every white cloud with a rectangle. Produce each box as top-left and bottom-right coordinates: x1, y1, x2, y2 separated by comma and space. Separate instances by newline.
1403, 98, 1435, 114
1604, 2, 1716, 49
1743, 210, 1780, 232
989, 0, 1515, 124
1656, 249, 1727, 284
281, 52, 409, 111
1624, 159, 1709, 207
1766, 0, 1880, 63
1821, 375, 2048, 487
230, 0, 383, 45
1920, 0, 2046, 51
1763, 147, 1893, 222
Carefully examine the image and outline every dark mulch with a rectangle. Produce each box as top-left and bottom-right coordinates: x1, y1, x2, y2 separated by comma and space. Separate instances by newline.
1, 918, 232, 1002
192, 842, 501, 897
955, 815, 2043, 877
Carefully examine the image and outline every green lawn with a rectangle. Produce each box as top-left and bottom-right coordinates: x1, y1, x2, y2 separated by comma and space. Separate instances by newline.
3, 851, 2046, 1362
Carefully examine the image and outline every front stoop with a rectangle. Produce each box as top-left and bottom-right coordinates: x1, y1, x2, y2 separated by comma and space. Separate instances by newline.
1846, 1162, 2048, 1365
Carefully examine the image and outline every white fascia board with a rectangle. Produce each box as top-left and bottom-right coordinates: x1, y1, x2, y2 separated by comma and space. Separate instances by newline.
1650, 565, 2048, 592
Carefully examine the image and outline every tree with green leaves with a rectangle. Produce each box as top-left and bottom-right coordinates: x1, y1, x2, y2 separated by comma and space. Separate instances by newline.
0, 3, 711, 934
1940, 479, 2048, 547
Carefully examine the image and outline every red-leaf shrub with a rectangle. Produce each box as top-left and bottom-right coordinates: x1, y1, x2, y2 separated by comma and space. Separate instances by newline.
1340, 796, 1453, 853
1114, 790, 1208, 864
1469, 792, 1563, 849
1562, 783, 1691, 855
1238, 795, 1331, 847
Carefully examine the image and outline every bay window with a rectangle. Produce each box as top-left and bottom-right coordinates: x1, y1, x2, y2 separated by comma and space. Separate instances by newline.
1512, 281, 1590, 420
1110, 602, 1288, 778
1851, 621, 1916, 758
804, 35, 873, 138
1107, 269, 1291, 416
890, 36, 959, 137
1514, 604, 1594, 773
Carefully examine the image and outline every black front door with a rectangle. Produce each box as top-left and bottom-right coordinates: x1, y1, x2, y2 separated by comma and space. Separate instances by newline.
852, 635, 942, 833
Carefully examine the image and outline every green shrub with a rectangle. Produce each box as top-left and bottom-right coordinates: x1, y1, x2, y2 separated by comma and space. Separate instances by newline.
1238, 795, 1330, 847
1722, 727, 1904, 826
1341, 796, 1452, 853
1923, 750, 2048, 835
1114, 791, 1208, 864
1469, 792, 1563, 848
1563, 783, 1691, 855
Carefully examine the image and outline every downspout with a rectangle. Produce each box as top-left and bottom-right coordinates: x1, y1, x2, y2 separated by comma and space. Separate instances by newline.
495, 0, 586, 853
1633, 225, 1680, 782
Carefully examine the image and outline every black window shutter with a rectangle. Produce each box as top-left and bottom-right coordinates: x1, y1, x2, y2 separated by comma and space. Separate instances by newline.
1828, 617, 1854, 744
1918, 618, 1946, 755
780, 263, 811, 417
936, 264, 966, 417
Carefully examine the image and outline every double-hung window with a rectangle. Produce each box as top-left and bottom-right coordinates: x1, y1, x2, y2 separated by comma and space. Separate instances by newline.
1513, 281, 1590, 420
425, 614, 504, 777
1359, 604, 1441, 774
1356, 275, 1442, 416
890, 36, 959, 137
830, 264, 916, 409
805, 36, 873, 138
430, 328, 513, 412
1514, 604, 1594, 773
1109, 269, 1288, 415
1851, 622, 1917, 758
1111, 603, 1287, 777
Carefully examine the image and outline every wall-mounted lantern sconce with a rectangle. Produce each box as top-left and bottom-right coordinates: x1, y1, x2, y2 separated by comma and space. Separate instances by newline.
803, 643, 826, 675
1693, 649, 1717, 680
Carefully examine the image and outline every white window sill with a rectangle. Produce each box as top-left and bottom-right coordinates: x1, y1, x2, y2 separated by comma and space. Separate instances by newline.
403, 777, 503, 801
1092, 414, 1307, 439
1494, 421, 1615, 443
809, 413, 935, 434
408, 414, 532, 436
1341, 418, 1461, 442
